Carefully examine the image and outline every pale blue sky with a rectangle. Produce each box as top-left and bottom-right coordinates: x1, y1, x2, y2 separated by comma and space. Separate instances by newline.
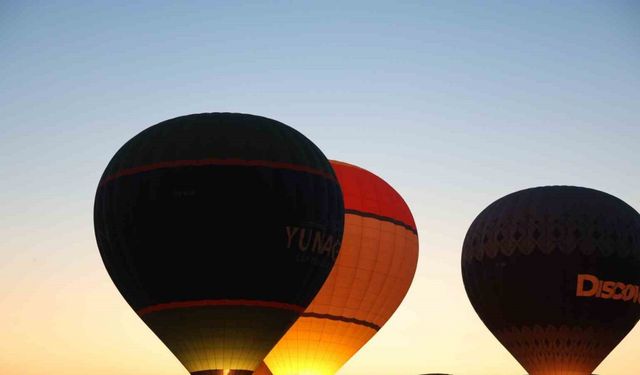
1, 2, 639, 374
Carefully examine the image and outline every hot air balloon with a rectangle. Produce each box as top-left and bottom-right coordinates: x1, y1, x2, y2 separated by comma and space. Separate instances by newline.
462, 186, 640, 375
94, 113, 344, 375
261, 160, 419, 375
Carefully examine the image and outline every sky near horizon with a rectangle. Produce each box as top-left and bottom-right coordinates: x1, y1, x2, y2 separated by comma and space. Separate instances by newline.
1, 1, 639, 374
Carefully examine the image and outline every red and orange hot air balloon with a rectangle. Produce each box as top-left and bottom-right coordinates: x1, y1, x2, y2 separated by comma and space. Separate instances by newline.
259, 160, 419, 375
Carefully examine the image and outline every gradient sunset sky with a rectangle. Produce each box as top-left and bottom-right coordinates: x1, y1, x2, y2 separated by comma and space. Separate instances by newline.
1, 1, 639, 374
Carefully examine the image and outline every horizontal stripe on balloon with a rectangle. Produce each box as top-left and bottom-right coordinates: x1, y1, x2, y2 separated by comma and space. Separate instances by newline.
346, 209, 417, 234
301, 312, 381, 331
100, 158, 336, 186
137, 299, 306, 316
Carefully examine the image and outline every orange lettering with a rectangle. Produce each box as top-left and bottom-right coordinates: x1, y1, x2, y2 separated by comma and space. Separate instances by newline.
601, 281, 616, 299
576, 274, 599, 297
623, 285, 636, 301
613, 282, 627, 300
578, 274, 640, 304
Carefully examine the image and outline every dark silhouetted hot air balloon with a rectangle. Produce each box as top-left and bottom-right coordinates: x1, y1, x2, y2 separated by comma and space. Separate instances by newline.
462, 186, 640, 375
261, 160, 419, 375
94, 113, 344, 375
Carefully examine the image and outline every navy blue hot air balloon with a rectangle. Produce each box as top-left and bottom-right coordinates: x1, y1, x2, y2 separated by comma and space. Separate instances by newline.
94, 113, 344, 375
462, 186, 640, 375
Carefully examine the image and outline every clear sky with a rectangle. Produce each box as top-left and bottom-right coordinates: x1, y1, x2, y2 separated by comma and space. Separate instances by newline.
1, 1, 639, 374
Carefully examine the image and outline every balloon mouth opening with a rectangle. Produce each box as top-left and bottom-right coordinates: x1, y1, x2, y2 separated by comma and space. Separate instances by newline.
190, 370, 253, 375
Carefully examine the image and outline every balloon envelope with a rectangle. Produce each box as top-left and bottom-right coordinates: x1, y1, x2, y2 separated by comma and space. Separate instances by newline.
94, 113, 344, 374
263, 160, 419, 375
462, 186, 640, 375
